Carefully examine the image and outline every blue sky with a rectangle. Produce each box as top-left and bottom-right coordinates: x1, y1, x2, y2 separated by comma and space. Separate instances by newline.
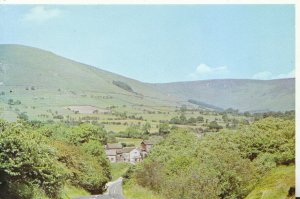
0, 5, 295, 83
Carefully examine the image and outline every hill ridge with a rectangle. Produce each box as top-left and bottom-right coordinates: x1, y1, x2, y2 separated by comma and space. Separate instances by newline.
0, 44, 295, 113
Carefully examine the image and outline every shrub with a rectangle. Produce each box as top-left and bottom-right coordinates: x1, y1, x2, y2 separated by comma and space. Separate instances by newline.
0, 122, 65, 198
51, 141, 110, 194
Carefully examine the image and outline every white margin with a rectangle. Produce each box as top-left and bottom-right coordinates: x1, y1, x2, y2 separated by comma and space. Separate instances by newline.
0, 0, 298, 197
0, 0, 296, 4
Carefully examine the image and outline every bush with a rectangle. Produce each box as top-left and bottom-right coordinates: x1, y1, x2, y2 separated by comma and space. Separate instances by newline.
52, 141, 110, 194
0, 120, 112, 197
0, 122, 65, 198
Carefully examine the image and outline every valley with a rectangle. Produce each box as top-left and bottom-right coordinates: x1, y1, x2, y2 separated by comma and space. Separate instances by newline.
0, 44, 296, 199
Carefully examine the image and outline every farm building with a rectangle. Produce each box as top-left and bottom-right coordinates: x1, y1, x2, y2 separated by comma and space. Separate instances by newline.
105, 140, 154, 164
105, 143, 123, 163
140, 140, 154, 153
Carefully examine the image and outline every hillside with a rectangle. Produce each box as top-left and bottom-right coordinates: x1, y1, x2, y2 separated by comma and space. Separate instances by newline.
153, 78, 295, 112
0, 44, 295, 122
0, 44, 176, 99
0, 44, 183, 120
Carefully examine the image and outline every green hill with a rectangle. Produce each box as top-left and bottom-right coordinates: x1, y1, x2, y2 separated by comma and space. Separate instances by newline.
0, 44, 295, 122
153, 78, 295, 112
0, 44, 182, 121
0, 44, 174, 98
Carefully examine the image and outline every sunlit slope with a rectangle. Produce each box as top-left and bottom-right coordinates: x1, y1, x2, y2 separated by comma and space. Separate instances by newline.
0, 44, 294, 115
153, 78, 295, 112
0, 44, 166, 96
0, 44, 180, 107
246, 165, 295, 199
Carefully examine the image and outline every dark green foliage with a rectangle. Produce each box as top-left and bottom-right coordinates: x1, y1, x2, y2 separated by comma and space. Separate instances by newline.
122, 165, 136, 183
112, 80, 134, 93
52, 140, 110, 194
0, 122, 65, 198
169, 113, 203, 125
17, 112, 29, 121
158, 123, 170, 136
53, 115, 64, 119
188, 99, 224, 111
117, 125, 150, 139
253, 110, 295, 121
208, 120, 223, 131
8, 99, 14, 105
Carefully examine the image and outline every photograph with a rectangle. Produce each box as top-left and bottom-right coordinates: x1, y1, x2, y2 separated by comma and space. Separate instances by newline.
0, 2, 297, 199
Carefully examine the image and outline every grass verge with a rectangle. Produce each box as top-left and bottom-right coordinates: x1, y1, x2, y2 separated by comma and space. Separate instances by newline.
123, 179, 165, 199
111, 162, 131, 181
246, 165, 295, 199
61, 184, 90, 199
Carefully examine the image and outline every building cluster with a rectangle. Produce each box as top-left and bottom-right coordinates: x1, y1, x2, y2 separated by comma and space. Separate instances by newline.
105, 140, 154, 164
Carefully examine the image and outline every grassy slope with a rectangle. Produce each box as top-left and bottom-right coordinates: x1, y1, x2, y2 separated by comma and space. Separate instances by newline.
111, 162, 131, 181
61, 184, 90, 199
0, 44, 295, 117
110, 162, 164, 199
0, 44, 185, 120
123, 179, 165, 199
246, 165, 295, 199
153, 78, 295, 112
0, 44, 181, 102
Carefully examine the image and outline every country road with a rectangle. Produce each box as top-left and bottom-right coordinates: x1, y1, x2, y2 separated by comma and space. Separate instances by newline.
74, 178, 125, 199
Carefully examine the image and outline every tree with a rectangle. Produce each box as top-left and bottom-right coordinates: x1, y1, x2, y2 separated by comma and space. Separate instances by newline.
179, 113, 187, 123
8, 99, 14, 105
124, 125, 141, 138
17, 112, 29, 121
52, 140, 110, 194
0, 122, 65, 198
142, 122, 151, 134
70, 123, 108, 144
179, 105, 187, 113
196, 116, 204, 122
208, 121, 223, 131
244, 111, 251, 117
222, 114, 229, 122
158, 123, 170, 136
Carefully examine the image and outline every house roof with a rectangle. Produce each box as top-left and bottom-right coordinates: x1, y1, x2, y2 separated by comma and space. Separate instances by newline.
122, 147, 136, 153
106, 143, 123, 149
141, 140, 153, 145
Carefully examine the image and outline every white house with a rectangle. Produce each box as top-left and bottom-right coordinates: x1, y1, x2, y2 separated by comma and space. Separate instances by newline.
122, 147, 135, 163
129, 148, 141, 164
106, 150, 117, 163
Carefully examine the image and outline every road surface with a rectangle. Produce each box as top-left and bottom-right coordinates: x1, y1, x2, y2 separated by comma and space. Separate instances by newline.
74, 178, 125, 199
